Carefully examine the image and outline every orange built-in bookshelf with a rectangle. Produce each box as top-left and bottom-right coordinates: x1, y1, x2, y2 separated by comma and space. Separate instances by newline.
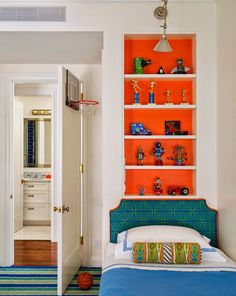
123, 34, 197, 197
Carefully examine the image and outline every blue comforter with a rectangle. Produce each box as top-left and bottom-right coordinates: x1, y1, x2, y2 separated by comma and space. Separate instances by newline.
99, 268, 236, 296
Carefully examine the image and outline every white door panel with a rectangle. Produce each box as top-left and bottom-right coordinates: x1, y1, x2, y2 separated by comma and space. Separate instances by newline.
57, 66, 81, 295
13, 101, 23, 233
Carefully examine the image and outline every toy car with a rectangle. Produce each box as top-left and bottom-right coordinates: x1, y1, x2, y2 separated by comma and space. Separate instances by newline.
167, 186, 189, 196
130, 123, 152, 135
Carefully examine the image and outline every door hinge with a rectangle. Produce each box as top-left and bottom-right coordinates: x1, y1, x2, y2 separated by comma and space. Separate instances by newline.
80, 236, 84, 245
80, 164, 84, 173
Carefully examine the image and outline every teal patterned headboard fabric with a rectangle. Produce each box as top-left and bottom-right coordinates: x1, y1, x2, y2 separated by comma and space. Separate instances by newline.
110, 199, 218, 247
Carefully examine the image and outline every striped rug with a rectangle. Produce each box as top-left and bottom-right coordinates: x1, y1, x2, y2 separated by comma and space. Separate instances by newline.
0, 266, 101, 295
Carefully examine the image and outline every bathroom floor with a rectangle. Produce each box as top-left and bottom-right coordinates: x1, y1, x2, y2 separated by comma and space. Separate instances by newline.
14, 226, 51, 240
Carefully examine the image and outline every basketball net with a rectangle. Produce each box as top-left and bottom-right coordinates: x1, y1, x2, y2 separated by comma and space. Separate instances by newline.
79, 94, 99, 117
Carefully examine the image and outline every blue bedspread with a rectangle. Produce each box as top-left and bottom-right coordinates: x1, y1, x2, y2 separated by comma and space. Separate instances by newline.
99, 268, 236, 296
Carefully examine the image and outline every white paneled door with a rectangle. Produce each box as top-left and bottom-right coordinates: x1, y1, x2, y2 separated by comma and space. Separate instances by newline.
13, 100, 23, 232
56, 66, 81, 294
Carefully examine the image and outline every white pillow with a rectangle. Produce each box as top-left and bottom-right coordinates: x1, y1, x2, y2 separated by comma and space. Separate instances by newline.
115, 225, 211, 259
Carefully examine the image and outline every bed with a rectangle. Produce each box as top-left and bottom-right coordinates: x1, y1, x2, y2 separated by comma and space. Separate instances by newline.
99, 199, 236, 296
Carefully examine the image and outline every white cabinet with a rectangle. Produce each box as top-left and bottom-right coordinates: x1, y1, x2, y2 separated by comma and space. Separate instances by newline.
23, 181, 51, 223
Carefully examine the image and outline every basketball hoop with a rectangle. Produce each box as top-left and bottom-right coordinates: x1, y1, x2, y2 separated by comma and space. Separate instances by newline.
79, 99, 99, 116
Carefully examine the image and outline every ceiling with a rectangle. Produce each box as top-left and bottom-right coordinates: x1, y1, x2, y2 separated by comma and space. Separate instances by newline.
0, 32, 103, 64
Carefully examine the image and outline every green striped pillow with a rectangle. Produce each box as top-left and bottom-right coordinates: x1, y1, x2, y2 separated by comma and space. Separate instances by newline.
132, 242, 202, 264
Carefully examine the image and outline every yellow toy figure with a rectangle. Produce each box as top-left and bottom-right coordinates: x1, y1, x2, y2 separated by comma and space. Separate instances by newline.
181, 89, 189, 105
137, 146, 145, 165
148, 81, 156, 104
168, 145, 188, 166
131, 80, 142, 104
165, 89, 173, 104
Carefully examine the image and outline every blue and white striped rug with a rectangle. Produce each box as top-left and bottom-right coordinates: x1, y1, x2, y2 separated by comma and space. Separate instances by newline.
0, 266, 101, 295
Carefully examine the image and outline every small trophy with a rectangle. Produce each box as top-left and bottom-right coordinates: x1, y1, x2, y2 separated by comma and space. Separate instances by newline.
181, 89, 189, 105
131, 80, 142, 105
148, 81, 156, 105
165, 89, 173, 105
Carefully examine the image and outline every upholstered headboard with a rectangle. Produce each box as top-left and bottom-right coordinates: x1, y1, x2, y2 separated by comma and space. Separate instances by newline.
110, 199, 218, 247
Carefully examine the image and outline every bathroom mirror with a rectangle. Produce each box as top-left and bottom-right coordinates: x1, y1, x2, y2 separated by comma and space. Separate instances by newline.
24, 118, 51, 168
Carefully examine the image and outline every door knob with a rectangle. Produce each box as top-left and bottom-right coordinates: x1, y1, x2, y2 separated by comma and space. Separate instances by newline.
62, 205, 70, 213
53, 206, 61, 213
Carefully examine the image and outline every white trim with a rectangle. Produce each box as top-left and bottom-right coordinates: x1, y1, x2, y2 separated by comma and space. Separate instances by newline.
5, 74, 57, 266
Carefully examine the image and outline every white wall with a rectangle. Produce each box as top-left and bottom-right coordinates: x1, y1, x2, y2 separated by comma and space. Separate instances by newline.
0, 1, 217, 266
217, 0, 236, 260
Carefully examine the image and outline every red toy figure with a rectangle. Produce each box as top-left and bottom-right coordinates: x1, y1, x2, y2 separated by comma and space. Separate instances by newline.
153, 177, 163, 195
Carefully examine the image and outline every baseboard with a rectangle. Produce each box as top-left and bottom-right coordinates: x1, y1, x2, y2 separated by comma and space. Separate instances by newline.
24, 220, 51, 226
89, 256, 102, 267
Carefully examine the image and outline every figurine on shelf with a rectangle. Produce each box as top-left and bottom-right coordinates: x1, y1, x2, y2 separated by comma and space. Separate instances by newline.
165, 89, 173, 105
165, 121, 188, 136
157, 66, 165, 74
138, 186, 145, 196
171, 58, 191, 74
168, 145, 188, 166
130, 123, 152, 135
153, 177, 163, 195
137, 146, 145, 165
148, 81, 156, 104
134, 57, 151, 74
131, 80, 142, 104
181, 89, 189, 105
153, 142, 165, 166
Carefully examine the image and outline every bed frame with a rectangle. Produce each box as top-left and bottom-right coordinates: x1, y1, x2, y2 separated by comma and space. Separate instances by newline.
110, 199, 218, 247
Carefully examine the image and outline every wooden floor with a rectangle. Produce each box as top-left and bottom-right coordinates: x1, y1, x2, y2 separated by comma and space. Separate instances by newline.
14, 240, 57, 266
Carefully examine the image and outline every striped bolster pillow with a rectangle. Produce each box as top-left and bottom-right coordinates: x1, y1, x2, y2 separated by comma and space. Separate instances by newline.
132, 242, 202, 264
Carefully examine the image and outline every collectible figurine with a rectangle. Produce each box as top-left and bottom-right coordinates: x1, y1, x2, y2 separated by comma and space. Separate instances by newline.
137, 146, 145, 165
138, 186, 145, 196
181, 89, 189, 104
165, 89, 173, 104
168, 145, 188, 166
130, 123, 152, 135
134, 57, 151, 74
153, 141, 165, 165
131, 80, 142, 104
171, 58, 190, 74
148, 81, 156, 104
165, 121, 188, 136
157, 66, 165, 74
153, 177, 163, 195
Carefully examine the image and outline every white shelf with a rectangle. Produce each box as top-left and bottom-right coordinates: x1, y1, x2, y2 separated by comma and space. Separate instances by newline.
123, 195, 200, 199
124, 104, 196, 110
124, 135, 196, 140
124, 74, 197, 80
125, 165, 196, 170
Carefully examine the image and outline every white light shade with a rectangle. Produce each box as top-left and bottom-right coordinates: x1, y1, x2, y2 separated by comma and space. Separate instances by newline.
153, 35, 173, 52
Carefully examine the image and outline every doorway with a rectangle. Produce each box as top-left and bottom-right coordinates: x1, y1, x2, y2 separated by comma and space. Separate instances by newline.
12, 81, 58, 266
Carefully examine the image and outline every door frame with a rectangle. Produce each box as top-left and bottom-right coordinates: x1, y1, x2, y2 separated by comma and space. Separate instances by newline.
5, 75, 57, 265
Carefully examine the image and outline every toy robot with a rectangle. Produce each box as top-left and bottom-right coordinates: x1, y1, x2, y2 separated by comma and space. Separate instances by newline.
137, 146, 145, 165
168, 145, 188, 166
153, 142, 165, 165
138, 186, 145, 196
153, 177, 163, 195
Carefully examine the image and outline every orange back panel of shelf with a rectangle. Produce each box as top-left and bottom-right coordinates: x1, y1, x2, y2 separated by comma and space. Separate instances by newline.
124, 80, 194, 105
125, 139, 195, 166
125, 170, 195, 196
124, 109, 193, 135
124, 39, 193, 74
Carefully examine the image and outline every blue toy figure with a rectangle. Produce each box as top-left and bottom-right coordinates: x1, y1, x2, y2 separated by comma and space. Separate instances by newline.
153, 142, 165, 166
138, 186, 145, 196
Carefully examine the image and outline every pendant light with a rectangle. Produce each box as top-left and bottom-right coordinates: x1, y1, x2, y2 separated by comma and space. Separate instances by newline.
153, 0, 172, 52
